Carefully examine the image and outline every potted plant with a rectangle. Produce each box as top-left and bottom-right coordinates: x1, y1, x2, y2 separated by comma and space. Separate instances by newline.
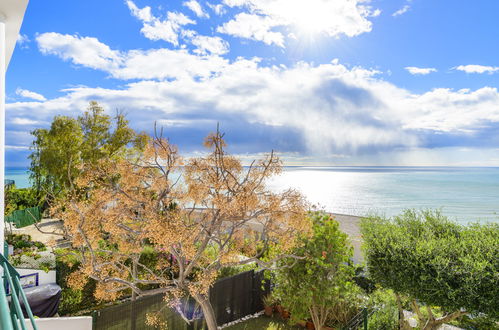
296, 320, 307, 327
305, 321, 315, 330
262, 294, 276, 316
281, 308, 290, 319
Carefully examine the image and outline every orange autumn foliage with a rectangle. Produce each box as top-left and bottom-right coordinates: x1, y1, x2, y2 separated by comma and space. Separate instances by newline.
53, 129, 309, 329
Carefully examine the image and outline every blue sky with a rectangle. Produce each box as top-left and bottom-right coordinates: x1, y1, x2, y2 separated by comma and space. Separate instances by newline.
6, 0, 499, 166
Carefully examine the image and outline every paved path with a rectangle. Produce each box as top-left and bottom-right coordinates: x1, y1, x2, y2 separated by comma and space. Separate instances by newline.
13, 213, 365, 262
331, 213, 363, 264
11, 218, 67, 247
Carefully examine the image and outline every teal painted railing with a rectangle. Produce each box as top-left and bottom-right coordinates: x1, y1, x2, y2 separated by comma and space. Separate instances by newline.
0, 247, 38, 330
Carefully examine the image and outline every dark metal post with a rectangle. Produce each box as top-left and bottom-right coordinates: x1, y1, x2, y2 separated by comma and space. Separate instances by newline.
363, 308, 368, 330
92, 310, 97, 329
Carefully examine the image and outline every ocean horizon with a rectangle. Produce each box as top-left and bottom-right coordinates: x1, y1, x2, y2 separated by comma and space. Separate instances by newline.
6, 166, 499, 224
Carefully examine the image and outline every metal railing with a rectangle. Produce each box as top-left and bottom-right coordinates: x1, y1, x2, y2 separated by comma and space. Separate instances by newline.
0, 248, 38, 330
342, 308, 372, 330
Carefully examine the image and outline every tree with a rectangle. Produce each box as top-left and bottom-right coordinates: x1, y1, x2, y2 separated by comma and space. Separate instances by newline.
361, 210, 499, 330
52, 129, 310, 330
29, 101, 147, 197
4, 186, 40, 216
273, 212, 361, 330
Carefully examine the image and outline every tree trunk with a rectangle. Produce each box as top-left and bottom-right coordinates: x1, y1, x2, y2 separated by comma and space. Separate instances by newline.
395, 293, 411, 330
193, 293, 217, 330
131, 261, 137, 330
422, 310, 467, 330
309, 305, 325, 330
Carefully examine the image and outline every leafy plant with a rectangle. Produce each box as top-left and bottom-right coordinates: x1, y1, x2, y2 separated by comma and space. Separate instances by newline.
55, 249, 98, 315
262, 294, 278, 308
361, 210, 499, 329
273, 212, 361, 329
52, 129, 309, 330
5, 186, 42, 216
366, 289, 399, 330
29, 101, 148, 197
39, 261, 53, 273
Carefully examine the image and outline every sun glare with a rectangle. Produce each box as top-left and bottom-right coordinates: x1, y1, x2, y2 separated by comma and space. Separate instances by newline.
279, 0, 337, 35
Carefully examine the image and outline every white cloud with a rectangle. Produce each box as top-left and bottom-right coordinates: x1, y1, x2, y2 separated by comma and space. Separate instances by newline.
183, 0, 209, 18
10, 117, 41, 125
219, 0, 377, 46
405, 67, 437, 75
191, 35, 229, 55
36, 32, 123, 71
207, 3, 226, 15
36, 33, 228, 80
217, 13, 284, 47
455, 64, 499, 74
393, 5, 410, 17
17, 34, 30, 48
29, 33, 499, 158
126, 0, 153, 22
126, 1, 195, 46
115, 48, 229, 80
15, 88, 47, 101
6, 145, 30, 150
400, 87, 499, 132
8, 61, 416, 154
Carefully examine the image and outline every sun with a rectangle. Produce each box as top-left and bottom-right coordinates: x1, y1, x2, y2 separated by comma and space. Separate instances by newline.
278, 0, 336, 35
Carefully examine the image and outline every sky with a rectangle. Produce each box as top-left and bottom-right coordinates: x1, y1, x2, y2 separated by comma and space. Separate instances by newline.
5, 0, 499, 167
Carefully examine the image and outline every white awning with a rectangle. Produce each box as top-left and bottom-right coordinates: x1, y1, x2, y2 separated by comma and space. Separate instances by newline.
0, 0, 29, 69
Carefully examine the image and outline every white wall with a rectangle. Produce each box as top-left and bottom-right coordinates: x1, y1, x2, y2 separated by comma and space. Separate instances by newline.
0, 16, 6, 257
17, 268, 56, 286
26, 316, 93, 330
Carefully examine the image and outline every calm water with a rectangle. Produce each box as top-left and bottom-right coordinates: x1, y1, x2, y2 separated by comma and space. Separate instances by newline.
269, 167, 499, 224
6, 167, 499, 223
5, 168, 31, 188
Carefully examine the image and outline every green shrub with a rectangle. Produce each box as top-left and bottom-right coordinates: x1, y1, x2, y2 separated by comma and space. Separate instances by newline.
456, 314, 499, 330
34, 241, 46, 249
367, 289, 399, 330
5, 186, 43, 216
218, 263, 257, 279
361, 210, 499, 327
55, 249, 98, 315
273, 212, 361, 329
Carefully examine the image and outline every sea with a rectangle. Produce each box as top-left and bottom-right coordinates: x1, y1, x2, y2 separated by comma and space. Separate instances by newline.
6, 166, 499, 224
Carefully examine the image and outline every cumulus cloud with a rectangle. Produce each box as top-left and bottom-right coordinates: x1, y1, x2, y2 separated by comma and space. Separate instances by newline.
15, 88, 47, 101
183, 0, 209, 18
115, 48, 228, 80
191, 35, 229, 55
455, 64, 499, 74
126, 0, 195, 46
218, 0, 377, 46
400, 87, 499, 132
405, 67, 437, 75
24, 19, 499, 164
7, 61, 416, 154
10, 117, 41, 125
217, 13, 284, 47
36, 32, 123, 71
207, 3, 226, 15
35, 33, 229, 80
13, 36, 499, 158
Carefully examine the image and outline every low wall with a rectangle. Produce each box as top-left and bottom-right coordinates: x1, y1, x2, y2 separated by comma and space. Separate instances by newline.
17, 268, 56, 286
26, 316, 92, 330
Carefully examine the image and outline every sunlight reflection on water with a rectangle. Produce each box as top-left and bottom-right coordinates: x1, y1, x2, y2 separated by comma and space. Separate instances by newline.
269, 167, 499, 224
